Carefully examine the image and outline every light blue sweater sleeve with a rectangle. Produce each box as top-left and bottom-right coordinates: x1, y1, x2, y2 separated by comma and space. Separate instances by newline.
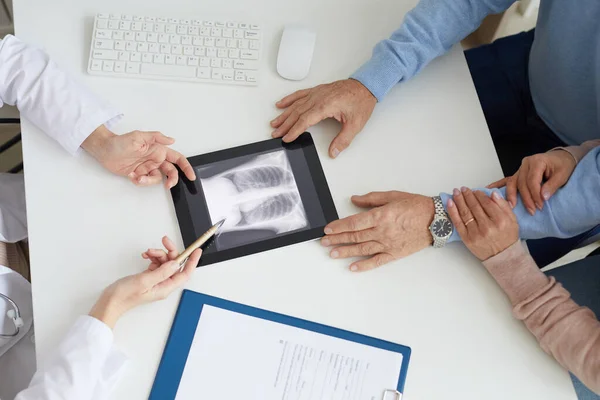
440, 147, 600, 242
351, 0, 516, 101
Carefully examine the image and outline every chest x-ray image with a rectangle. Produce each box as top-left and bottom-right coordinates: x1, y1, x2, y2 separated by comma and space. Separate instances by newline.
199, 151, 309, 249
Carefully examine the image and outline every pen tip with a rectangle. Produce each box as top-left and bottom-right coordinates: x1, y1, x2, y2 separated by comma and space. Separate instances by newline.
216, 218, 226, 229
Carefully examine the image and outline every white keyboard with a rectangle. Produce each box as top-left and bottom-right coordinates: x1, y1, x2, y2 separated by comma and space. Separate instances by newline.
87, 13, 261, 86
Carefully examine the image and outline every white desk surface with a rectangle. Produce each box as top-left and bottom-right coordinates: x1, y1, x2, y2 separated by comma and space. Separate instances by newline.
14, 0, 576, 398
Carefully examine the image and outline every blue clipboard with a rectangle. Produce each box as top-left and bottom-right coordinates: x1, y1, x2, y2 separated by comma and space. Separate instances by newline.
149, 289, 411, 399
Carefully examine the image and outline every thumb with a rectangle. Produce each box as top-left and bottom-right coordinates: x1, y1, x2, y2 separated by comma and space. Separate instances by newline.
143, 131, 175, 146
144, 260, 180, 287
351, 191, 397, 208
540, 174, 567, 202
329, 122, 360, 158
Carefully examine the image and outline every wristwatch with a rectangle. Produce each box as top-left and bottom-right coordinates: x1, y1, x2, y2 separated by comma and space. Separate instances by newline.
429, 196, 453, 248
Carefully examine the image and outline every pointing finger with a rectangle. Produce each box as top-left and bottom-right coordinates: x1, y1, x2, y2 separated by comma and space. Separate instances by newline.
325, 211, 376, 235
276, 88, 311, 109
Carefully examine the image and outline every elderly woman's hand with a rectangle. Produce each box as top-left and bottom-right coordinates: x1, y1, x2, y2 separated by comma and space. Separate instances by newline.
446, 187, 519, 261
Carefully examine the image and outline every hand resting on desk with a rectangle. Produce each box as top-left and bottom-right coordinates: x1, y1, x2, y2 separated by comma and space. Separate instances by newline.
82, 125, 196, 189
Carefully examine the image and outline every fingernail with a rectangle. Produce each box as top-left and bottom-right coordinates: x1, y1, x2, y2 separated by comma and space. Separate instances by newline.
331, 148, 340, 158
138, 176, 147, 184
542, 190, 550, 201
324, 227, 333, 235
461, 186, 468, 193
453, 188, 460, 196
271, 130, 278, 137
128, 172, 136, 178
350, 265, 358, 272
447, 199, 454, 208
509, 201, 515, 209
321, 238, 330, 246
331, 250, 339, 258
537, 203, 543, 211
527, 207, 535, 215
492, 191, 501, 200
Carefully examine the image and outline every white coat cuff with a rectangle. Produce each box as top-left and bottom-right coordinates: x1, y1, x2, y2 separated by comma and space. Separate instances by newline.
68, 110, 123, 156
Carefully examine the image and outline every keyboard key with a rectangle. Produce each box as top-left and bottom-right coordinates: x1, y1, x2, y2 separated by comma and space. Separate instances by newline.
108, 20, 119, 30
131, 52, 141, 62
113, 31, 124, 40
115, 61, 126, 72
158, 33, 169, 43
160, 44, 171, 54
188, 56, 199, 66
192, 19, 202, 26
136, 32, 147, 42
215, 21, 226, 27
245, 30, 260, 40
97, 19, 109, 29
226, 39, 237, 49
149, 43, 160, 53
222, 69, 234, 80
228, 49, 240, 59
223, 29, 233, 38
251, 24, 260, 30
183, 46, 194, 55
137, 43, 148, 52
92, 50, 118, 60
181, 19, 190, 25
153, 54, 165, 64
147, 33, 158, 42
204, 38, 215, 47
166, 24, 176, 34
168, 18, 179, 24
172, 45, 183, 55
211, 28, 222, 37
154, 23, 165, 33
176, 55, 187, 66
240, 50, 258, 60
181, 36, 192, 45
96, 29, 112, 39
133, 16, 144, 22
95, 40, 114, 50
233, 60, 258, 70
103, 60, 114, 72
238, 39, 249, 49
114, 41, 125, 50
110, 14, 121, 20
199, 57, 210, 67
197, 67, 211, 79
142, 63, 197, 78
200, 27, 210, 36
126, 42, 136, 51
227, 22, 236, 28
216, 38, 226, 48
239, 23, 249, 29
125, 31, 135, 41
211, 69, 222, 80
119, 21, 131, 30
142, 53, 153, 63
245, 71, 257, 82
211, 58, 221, 68
222, 59, 233, 69
158, 17, 168, 23
193, 37, 203, 46
176, 25, 186, 35
206, 48, 217, 57
165, 55, 175, 65
233, 29, 243, 39
249, 40, 260, 50
118, 51, 130, 61
188, 26, 199, 36
235, 70, 246, 81
218, 48, 228, 58
132, 22, 142, 31
146, 16, 156, 22
195, 46, 206, 56
204, 21, 214, 26
90, 59, 102, 71
143, 23, 154, 32
122, 15, 133, 21
170, 34, 181, 44
97, 13, 109, 19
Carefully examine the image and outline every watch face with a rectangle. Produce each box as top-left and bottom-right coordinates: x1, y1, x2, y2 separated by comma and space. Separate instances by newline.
432, 219, 452, 238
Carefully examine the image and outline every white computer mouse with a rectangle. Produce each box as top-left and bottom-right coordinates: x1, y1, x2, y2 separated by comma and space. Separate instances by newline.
277, 26, 317, 81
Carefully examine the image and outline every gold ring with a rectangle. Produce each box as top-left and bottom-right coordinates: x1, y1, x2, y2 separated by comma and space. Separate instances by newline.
464, 218, 475, 226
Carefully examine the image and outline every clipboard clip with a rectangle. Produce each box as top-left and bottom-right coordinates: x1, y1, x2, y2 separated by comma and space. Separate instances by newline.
383, 389, 402, 400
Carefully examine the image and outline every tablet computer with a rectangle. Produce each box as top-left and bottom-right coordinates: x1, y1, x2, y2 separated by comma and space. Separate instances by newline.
171, 132, 338, 266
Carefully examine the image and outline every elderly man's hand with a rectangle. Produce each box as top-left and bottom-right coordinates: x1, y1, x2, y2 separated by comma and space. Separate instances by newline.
321, 191, 435, 271
82, 125, 196, 188
271, 79, 377, 158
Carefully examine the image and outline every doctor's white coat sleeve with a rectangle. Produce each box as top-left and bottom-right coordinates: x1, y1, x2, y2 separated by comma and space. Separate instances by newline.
15, 316, 128, 400
0, 35, 121, 155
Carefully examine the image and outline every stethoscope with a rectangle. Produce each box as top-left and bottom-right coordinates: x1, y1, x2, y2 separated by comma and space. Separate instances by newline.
0, 292, 23, 338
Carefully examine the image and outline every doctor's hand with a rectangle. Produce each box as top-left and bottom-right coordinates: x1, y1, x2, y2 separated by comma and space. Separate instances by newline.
271, 79, 377, 158
321, 191, 434, 272
447, 188, 519, 261
487, 149, 576, 215
89, 236, 201, 329
82, 125, 196, 188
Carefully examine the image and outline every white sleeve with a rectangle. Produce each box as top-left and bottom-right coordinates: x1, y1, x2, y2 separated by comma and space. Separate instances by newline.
0, 35, 122, 155
15, 316, 128, 400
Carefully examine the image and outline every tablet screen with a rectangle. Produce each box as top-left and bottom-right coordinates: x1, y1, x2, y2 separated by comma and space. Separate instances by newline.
171, 133, 337, 266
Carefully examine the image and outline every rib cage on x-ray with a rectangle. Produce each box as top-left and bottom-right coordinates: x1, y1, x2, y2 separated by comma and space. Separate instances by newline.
200, 151, 308, 236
